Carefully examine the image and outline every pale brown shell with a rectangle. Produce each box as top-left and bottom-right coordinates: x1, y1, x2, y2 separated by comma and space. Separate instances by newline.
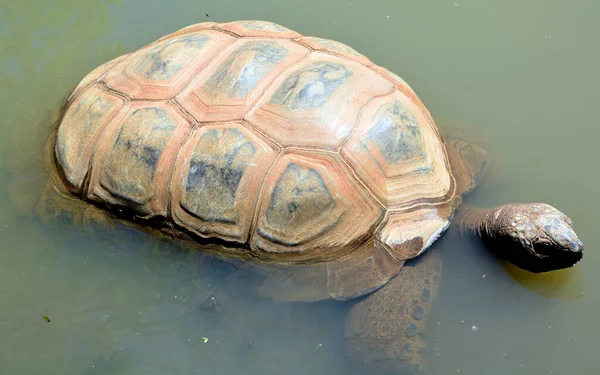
54, 21, 457, 301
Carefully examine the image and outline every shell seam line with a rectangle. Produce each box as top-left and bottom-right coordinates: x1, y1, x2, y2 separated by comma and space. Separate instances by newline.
332, 86, 396, 211
291, 38, 372, 66
337, 86, 396, 149
210, 26, 297, 40
245, 49, 313, 116
337, 153, 386, 210
98, 82, 132, 101
239, 118, 283, 150
170, 32, 239, 110
367, 64, 444, 141
246, 150, 284, 251
164, 98, 201, 220
170, 97, 197, 126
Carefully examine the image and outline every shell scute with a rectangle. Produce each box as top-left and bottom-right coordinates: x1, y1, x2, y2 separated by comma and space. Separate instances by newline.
55, 86, 124, 191
171, 121, 279, 243
177, 38, 309, 122
341, 89, 451, 209
103, 30, 236, 100
251, 151, 384, 257
87, 101, 192, 217
246, 53, 393, 148
256, 161, 347, 246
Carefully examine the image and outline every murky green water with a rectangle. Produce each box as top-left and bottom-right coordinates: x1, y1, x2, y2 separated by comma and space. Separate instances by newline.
1, 0, 599, 374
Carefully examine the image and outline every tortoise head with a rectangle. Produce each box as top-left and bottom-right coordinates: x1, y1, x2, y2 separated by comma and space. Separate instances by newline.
481, 203, 583, 273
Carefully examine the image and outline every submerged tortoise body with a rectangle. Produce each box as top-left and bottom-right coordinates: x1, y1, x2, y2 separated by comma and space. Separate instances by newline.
55, 20, 458, 302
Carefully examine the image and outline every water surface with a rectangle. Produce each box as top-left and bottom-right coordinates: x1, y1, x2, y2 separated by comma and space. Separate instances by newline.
1, 0, 599, 374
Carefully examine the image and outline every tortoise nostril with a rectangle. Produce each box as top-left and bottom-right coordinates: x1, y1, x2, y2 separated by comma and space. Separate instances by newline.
569, 239, 584, 253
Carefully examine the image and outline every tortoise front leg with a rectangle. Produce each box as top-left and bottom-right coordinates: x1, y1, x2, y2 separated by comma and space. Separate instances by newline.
345, 250, 441, 374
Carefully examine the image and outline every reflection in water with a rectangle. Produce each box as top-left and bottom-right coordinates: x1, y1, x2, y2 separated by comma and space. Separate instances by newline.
504, 264, 584, 301
1, 0, 598, 375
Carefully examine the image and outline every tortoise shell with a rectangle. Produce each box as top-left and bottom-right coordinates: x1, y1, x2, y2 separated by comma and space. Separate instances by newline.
54, 20, 457, 301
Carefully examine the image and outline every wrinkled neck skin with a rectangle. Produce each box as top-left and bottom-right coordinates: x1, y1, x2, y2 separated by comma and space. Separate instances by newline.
456, 203, 583, 273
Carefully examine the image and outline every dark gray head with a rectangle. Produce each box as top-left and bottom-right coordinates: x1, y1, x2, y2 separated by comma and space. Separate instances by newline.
483, 203, 583, 273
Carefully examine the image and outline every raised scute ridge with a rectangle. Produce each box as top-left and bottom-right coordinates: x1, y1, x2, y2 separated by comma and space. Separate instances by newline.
154, 22, 218, 42
297, 36, 373, 66
216, 20, 301, 38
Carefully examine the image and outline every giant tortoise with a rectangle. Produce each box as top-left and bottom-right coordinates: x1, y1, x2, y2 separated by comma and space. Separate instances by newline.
31, 20, 583, 372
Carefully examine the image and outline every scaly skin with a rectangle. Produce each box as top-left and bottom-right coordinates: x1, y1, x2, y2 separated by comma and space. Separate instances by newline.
345, 250, 441, 374
457, 203, 583, 273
